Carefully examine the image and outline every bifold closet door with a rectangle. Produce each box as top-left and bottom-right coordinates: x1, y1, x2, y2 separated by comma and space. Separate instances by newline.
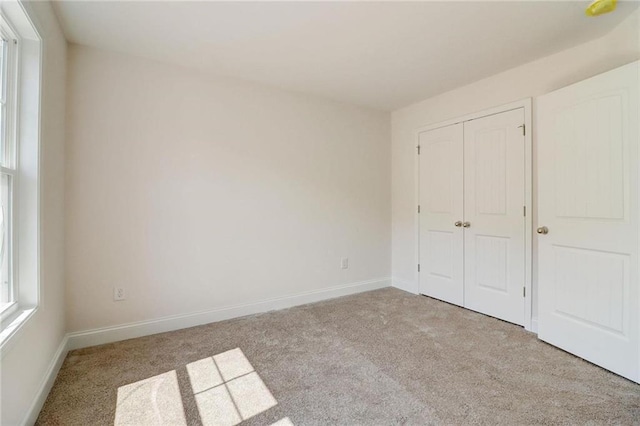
418, 123, 464, 306
463, 109, 526, 325
538, 62, 639, 382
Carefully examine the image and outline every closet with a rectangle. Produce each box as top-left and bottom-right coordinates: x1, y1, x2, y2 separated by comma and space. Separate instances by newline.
418, 106, 529, 326
417, 61, 639, 383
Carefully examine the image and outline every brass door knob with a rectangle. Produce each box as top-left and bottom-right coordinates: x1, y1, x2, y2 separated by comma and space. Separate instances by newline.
537, 226, 549, 235
462, 222, 471, 228
454, 221, 463, 227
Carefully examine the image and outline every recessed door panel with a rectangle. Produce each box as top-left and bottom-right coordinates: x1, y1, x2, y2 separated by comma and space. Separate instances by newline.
426, 230, 454, 279
552, 246, 627, 334
425, 139, 454, 214
419, 124, 464, 306
538, 61, 639, 382
554, 95, 625, 220
474, 128, 507, 215
475, 235, 509, 293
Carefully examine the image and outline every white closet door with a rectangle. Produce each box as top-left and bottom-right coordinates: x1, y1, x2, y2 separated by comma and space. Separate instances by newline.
419, 124, 464, 306
463, 109, 526, 325
538, 62, 639, 382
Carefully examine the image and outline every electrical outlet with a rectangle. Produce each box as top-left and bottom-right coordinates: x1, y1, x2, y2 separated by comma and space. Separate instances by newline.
114, 287, 125, 301
341, 257, 349, 269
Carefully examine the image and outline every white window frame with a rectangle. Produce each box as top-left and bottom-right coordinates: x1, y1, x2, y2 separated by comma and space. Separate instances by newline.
0, 0, 42, 349
0, 15, 19, 321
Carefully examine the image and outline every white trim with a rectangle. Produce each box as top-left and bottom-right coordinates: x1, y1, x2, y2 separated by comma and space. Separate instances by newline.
0, 306, 34, 355
522, 98, 534, 332
0, 9, 20, 317
414, 126, 421, 296
67, 277, 391, 350
0, 0, 43, 349
414, 99, 532, 134
0, 300, 18, 321
414, 98, 534, 330
392, 277, 418, 294
530, 318, 539, 334
20, 334, 69, 426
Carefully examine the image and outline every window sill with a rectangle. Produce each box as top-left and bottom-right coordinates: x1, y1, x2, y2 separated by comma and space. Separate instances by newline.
0, 306, 36, 355
0, 301, 19, 321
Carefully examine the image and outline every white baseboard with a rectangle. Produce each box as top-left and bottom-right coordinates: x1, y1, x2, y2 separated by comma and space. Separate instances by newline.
21, 335, 69, 426
67, 277, 391, 351
392, 277, 418, 294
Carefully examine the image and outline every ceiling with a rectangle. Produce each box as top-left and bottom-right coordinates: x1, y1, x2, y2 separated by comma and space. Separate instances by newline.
53, 1, 638, 111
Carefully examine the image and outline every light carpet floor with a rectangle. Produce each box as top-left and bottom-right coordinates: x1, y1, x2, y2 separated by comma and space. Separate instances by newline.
37, 288, 640, 425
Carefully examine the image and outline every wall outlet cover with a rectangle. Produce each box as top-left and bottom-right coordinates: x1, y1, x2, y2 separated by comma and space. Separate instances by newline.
114, 287, 125, 301
341, 258, 349, 269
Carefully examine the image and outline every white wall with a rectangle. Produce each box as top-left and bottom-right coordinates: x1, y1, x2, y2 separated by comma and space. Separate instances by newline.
65, 45, 391, 333
391, 11, 640, 321
0, 1, 67, 425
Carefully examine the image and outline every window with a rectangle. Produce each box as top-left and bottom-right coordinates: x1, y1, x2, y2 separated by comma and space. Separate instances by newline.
0, 27, 16, 318
0, 0, 42, 345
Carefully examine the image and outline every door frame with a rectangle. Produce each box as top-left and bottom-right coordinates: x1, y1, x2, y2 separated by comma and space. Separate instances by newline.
414, 98, 533, 331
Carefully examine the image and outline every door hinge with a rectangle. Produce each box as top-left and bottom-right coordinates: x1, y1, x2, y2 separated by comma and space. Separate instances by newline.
518, 124, 526, 136
418, 264, 421, 272
523, 206, 526, 217
523, 287, 526, 297
418, 205, 421, 213
417, 145, 421, 155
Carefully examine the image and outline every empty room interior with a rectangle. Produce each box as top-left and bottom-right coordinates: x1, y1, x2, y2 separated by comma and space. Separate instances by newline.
1, 0, 640, 424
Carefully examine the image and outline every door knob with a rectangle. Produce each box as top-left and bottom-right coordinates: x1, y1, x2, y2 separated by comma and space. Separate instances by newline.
462, 222, 471, 228
454, 221, 463, 227
537, 226, 549, 235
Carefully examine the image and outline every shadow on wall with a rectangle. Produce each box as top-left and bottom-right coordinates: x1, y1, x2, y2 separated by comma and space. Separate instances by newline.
115, 348, 291, 426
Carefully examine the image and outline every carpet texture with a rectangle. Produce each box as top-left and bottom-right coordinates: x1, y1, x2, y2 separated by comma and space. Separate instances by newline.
37, 288, 640, 425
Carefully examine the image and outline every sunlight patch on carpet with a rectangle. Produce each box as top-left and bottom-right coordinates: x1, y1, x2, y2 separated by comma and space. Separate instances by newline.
115, 348, 284, 426
188, 348, 277, 426
270, 417, 294, 426
115, 370, 187, 426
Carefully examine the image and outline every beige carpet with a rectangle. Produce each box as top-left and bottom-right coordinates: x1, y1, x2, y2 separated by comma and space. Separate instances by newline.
37, 288, 640, 425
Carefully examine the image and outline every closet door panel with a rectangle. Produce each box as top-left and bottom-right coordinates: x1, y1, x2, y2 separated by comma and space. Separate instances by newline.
463, 109, 526, 325
537, 62, 639, 382
419, 124, 464, 306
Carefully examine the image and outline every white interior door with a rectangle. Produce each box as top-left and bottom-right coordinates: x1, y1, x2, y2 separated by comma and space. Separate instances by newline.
463, 109, 526, 325
537, 62, 639, 382
419, 124, 464, 306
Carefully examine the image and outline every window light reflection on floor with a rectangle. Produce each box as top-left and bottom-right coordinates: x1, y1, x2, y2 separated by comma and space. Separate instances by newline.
114, 348, 286, 426
270, 417, 294, 426
188, 348, 277, 425
115, 370, 187, 426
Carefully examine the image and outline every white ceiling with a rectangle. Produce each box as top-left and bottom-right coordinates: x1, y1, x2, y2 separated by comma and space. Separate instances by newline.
53, 1, 638, 111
